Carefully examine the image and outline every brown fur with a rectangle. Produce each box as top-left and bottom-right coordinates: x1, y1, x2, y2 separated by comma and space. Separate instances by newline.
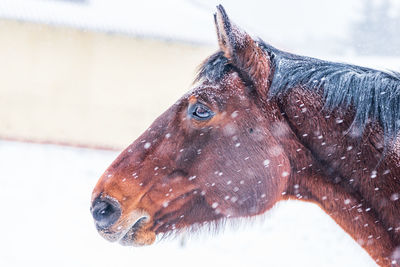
91, 5, 399, 266
276, 87, 400, 266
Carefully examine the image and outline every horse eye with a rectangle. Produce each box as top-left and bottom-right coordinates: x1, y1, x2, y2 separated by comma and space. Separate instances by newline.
189, 103, 214, 121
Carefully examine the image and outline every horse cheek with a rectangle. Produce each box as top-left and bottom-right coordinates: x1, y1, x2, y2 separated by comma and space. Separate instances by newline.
203, 156, 289, 219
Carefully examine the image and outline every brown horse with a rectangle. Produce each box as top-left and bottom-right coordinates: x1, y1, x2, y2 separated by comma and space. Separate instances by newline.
91, 5, 400, 266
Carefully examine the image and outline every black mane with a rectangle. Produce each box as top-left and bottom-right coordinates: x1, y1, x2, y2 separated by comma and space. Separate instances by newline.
196, 42, 400, 142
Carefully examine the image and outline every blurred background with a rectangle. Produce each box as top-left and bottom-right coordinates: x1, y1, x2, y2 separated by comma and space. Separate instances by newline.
1, 0, 399, 149
0, 0, 398, 266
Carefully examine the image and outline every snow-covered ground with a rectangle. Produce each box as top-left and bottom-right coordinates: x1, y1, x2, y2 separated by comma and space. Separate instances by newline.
0, 140, 378, 267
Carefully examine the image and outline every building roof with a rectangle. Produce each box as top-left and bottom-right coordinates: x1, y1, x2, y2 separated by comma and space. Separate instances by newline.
2, 0, 395, 59
0, 0, 216, 44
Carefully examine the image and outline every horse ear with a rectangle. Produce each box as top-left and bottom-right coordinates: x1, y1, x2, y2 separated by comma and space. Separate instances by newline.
214, 5, 271, 96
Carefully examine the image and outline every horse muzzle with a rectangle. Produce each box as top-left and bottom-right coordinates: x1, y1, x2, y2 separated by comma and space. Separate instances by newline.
91, 196, 155, 246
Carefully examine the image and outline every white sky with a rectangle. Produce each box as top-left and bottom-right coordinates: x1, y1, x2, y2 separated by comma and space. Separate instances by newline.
191, 0, 360, 43
0, 0, 399, 56
0, 0, 367, 45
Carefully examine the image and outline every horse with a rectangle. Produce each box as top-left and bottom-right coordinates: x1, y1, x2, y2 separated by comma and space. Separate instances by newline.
90, 5, 400, 266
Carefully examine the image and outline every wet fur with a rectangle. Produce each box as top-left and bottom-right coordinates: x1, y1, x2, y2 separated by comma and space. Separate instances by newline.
92, 5, 400, 267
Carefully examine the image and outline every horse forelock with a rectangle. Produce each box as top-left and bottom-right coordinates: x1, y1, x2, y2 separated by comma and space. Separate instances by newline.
195, 51, 232, 84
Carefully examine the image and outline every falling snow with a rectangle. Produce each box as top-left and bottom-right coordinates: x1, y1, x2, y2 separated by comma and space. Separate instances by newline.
144, 142, 151, 149
391, 193, 399, 201
263, 159, 270, 167
282, 171, 289, 177
336, 118, 344, 124
223, 123, 237, 136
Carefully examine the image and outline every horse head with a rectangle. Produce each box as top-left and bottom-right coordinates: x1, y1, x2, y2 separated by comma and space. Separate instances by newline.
90, 5, 291, 246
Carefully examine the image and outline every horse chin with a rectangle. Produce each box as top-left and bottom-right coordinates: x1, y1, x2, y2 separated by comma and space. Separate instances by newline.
118, 217, 156, 246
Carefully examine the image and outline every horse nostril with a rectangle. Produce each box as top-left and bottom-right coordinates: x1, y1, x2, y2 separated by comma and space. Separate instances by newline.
91, 197, 122, 229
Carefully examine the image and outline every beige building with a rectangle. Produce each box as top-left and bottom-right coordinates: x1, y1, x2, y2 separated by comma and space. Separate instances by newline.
3, 1, 396, 150
0, 2, 215, 149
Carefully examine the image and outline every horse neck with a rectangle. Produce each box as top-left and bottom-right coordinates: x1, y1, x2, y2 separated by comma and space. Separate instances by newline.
274, 87, 400, 267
